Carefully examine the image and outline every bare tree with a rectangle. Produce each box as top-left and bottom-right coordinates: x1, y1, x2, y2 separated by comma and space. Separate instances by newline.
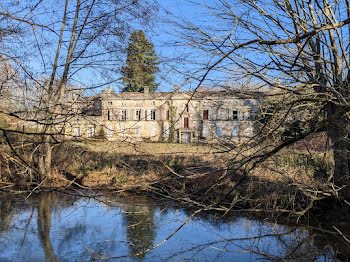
168, 0, 350, 207
0, 0, 157, 181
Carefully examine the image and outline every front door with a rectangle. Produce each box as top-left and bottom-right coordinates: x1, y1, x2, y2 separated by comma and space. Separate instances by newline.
182, 133, 191, 143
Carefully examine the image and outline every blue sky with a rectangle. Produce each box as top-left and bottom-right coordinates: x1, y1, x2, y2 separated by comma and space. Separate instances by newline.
0, 0, 246, 94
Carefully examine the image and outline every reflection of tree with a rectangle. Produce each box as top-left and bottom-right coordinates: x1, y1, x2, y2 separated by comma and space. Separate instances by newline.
0, 195, 15, 232
312, 226, 350, 261
123, 205, 156, 258
37, 193, 57, 262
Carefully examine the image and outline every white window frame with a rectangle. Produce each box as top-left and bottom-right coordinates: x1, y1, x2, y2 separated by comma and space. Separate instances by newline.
73, 127, 80, 137
202, 125, 209, 137
106, 125, 113, 137
150, 125, 156, 137
136, 125, 141, 137
88, 127, 95, 137
121, 125, 126, 136
164, 125, 169, 137
246, 124, 254, 137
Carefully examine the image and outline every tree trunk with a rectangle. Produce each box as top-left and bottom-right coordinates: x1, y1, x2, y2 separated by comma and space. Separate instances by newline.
327, 103, 350, 199
38, 135, 52, 181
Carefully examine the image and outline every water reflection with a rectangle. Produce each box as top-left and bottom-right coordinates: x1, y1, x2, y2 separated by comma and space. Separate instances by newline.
37, 193, 57, 262
0, 192, 348, 261
123, 204, 156, 257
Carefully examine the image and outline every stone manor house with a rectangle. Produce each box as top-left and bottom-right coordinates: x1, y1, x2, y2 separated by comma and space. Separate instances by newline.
67, 86, 263, 143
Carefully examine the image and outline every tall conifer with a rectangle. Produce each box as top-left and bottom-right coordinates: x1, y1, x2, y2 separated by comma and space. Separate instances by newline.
121, 30, 159, 92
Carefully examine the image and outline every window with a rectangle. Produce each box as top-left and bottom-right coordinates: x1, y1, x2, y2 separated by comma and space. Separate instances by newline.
73, 127, 80, 137
246, 123, 254, 137
151, 101, 155, 106
121, 110, 127, 120
121, 101, 125, 106
243, 111, 249, 120
150, 125, 155, 137
185, 104, 189, 112
216, 125, 222, 137
136, 126, 141, 137
164, 125, 169, 137
232, 110, 238, 120
202, 125, 209, 137
166, 110, 170, 120
121, 125, 126, 136
249, 110, 256, 120
203, 110, 209, 120
88, 127, 95, 137
231, 123, 239, 137
108, 101, 112, 105
135, 109, 141, 120
150, 110, 156, 120
107, 110, 111, 120
106, 125, 113, 137
184, 117, 189, 128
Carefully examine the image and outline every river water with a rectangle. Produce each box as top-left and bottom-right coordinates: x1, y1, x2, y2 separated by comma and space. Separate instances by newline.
0, 192, 347, 261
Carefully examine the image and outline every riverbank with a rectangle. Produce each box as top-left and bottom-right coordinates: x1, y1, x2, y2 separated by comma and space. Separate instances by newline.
1, 140, 343, 223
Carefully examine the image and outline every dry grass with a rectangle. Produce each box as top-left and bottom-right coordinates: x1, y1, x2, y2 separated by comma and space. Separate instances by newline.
79, 141, 226, 157
1, 137, 339, 220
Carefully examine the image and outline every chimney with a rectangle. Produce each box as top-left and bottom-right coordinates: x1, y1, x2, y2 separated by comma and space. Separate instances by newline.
173, 84, 179, 93
144, 86, 150, 94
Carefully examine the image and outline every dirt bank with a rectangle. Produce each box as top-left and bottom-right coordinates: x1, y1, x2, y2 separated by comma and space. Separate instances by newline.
1, 140, 345, 222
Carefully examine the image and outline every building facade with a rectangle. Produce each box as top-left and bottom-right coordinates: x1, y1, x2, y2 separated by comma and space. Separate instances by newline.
67, 86, 263, 143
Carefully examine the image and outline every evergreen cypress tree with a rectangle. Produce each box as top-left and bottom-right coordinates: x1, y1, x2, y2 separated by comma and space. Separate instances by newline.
121, 30, 159, 92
